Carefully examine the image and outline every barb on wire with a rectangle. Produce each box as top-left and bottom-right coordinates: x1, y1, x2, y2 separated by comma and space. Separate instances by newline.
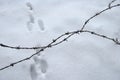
0, 32, 71, 50
0, 0, 120, 50
0, 43, 44, 50
0, 48, 45, 71
0, 33, 74, 71
108, 0, 116, 8
0, 0, 120, 71
80, 0, 120, 31
82, 30, 120, 45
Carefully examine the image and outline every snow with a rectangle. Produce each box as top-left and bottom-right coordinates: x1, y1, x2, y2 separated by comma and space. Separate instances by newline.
0, 0, 120, 80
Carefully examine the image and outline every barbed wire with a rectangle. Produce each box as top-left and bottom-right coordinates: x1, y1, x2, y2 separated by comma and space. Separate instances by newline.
0, 43, 43, 50
80, 0, 120, 31
0, 0, 120, 71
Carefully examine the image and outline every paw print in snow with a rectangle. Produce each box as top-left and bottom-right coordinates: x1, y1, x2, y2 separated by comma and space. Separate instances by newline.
30, 56, 48, 80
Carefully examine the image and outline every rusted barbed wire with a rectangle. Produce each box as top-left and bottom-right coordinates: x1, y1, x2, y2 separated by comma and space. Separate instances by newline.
0, 0, 120, 71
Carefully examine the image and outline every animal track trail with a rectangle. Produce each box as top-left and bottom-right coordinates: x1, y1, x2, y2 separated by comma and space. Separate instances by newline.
30, 55, 48, 80
26, 2, 45, 32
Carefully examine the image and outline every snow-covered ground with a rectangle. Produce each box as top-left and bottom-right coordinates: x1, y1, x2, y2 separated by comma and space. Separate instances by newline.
0, 0, 120, 80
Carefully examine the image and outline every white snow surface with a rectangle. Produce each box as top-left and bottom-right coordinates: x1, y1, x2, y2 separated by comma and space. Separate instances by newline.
0, 0, 120, 80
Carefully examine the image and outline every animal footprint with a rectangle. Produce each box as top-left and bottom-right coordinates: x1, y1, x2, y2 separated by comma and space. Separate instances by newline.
30, 63, 38, 80
26, 2, 33, 10
38, 19, 45, 31
30, 56, 48, 80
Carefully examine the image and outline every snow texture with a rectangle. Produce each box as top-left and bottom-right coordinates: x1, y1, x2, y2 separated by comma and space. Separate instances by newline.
0, 0, 120, 80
